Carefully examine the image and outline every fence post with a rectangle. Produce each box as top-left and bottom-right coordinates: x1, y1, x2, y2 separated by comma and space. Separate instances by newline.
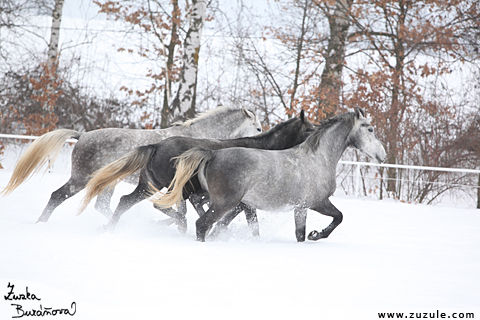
355, 163, 361, 197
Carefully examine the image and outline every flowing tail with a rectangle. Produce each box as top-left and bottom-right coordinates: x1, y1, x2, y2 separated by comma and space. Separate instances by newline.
150, 147, 214, 209
1, 129, 81, 196
78, 145, 157, 214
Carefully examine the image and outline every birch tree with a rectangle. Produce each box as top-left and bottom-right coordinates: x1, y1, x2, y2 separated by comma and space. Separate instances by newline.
168, 0, 207, 123
46, 0, 64, 68
95, 0, 208, 127
25, 0, 64, 134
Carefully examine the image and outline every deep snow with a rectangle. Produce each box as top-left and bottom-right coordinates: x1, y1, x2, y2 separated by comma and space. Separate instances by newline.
0, 147, 479, 319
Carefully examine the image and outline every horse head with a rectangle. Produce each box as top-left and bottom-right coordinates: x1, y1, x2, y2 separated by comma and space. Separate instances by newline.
347, 108, 386, 164
229, 107, 262, 138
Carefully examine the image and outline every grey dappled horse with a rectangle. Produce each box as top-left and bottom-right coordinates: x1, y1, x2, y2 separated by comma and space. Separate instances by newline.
78, 111, 314, 235
1, 107, 262, 222
155, 108, 386, 242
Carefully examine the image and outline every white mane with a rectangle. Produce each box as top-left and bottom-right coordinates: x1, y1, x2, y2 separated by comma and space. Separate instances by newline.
174, 106, 233, 127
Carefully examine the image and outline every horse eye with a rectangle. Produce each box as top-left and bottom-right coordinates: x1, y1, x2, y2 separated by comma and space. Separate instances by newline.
368, 128, 373, 133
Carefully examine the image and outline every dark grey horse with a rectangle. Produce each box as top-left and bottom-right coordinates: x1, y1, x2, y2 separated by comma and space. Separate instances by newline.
1, 107, 262, 222
155, 108, 386, 242
79, 111, 314, 235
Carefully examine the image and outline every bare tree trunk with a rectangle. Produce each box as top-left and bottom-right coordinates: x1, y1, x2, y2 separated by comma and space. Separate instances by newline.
289, 0, 310, 118
169, 0, 206, 123
160, 0, 180, 128
316, 0, 352, 120
386, 3, 407, 195
47, 0, 64, 68
40, 0, 64, 121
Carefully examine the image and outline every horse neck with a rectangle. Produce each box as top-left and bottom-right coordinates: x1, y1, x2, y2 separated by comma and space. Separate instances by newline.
219, 135, 268, 149
223, 123, 300, 150
311, 120, 352, 166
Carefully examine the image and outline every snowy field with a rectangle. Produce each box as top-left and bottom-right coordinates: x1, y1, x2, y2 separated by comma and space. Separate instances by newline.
0, 147, 479, 319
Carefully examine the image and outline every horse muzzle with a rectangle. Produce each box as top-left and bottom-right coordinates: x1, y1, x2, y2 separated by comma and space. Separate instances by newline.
375, 154, 386, 164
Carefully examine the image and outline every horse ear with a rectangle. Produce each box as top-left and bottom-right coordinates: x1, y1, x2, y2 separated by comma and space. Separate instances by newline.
354, 107, 365, 119
242, 107, 256, 119
300, 109, 305, 122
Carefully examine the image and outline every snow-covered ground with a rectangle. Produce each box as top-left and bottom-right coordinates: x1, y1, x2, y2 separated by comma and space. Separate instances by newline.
0, 147, 479, 319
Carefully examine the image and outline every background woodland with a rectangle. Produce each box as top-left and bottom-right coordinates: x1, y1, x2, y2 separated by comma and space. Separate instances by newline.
1, 0, 480, 205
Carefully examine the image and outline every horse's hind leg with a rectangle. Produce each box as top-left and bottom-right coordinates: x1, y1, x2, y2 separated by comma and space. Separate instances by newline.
37, 178, 84, 223
153, 191, 209, 234
294, 207, 308, 242
189, 191, 210, 216
209, 203, 260, 238
153, 201, 188, 234
104, 183, 149, 232
208, 204, 245, 238
196, 201, 239, 242
94, 188, 115, 219
307, 199, 343, 241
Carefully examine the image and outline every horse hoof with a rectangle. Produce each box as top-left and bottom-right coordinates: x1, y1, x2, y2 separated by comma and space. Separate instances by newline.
176, 217, 188, 235
103, 221, 118, 233
209, 223, 227, 238
307, 230, 324, 241
36, 216, 48, 223
157, 218, 175, 227
177, 224, 187, 235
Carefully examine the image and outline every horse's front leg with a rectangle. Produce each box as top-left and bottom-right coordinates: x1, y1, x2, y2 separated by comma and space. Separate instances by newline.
308, 199, 343, 241
244, 205, 259, 238
294, 206, 308, 242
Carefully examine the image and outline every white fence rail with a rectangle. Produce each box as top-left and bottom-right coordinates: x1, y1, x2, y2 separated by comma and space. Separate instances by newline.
2, 133, 479, 207
0, 133, 77, 143
338, 160, 480, 200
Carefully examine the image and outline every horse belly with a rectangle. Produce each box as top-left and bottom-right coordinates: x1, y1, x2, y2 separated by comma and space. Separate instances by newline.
242, 192, 296, 212
241, 170, 305, 212
241, 162, 335, 211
